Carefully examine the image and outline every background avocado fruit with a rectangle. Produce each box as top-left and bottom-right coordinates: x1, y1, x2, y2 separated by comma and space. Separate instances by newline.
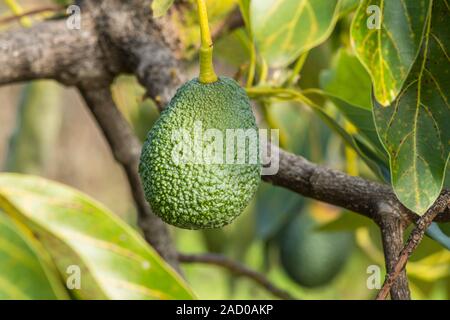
139, 77, 261, 229
279, 211, 354, 288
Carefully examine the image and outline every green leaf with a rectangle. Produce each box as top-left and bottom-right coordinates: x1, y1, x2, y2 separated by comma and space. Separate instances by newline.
373, 0, 450, 214
310, 103, 388, 180
0, 213, 69, 299
331, 97, 386, 157
320, 50, 388, 157
152, 0, 174, 18
264, 101, 329, 156
251, 0, 341, 67
351, 0, 431, 106
0, 174, 195, 300
323, 95, 389, 167
325, 97, 391, 182
339, 0, 359, 16
238, 0, 251, 30
318, 50, 392, 180
320, 49, 373, 110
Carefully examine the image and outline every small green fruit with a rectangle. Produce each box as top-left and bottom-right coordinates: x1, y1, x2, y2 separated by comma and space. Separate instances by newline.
139, 77, 261, 229
279, 212, 353, 288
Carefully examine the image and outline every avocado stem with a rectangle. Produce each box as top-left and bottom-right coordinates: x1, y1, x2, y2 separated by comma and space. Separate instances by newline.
196, 0, 218, 83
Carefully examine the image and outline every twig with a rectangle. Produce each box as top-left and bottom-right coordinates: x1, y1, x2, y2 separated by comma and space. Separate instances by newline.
377, 212, 410, 299
178, 253, 296, 300
376, 191, 450, 300
0, 5, 63, 26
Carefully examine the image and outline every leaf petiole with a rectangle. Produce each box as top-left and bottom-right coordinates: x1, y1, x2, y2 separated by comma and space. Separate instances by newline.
196, 0, 218, 83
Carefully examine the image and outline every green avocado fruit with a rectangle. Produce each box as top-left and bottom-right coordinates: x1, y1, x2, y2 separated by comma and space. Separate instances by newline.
279, 212, 354, 288
139, 77, 261, 229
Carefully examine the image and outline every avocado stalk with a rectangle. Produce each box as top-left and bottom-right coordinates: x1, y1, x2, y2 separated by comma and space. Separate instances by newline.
196, 0, 218, 83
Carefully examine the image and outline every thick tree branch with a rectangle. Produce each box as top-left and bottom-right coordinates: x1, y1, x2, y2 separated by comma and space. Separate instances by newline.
0, 17, 111, 87
178, 253, 295, 300
78, 84, 180, 271
81, 0, 184, 109
377, 212, 410, 299
262, 146, 449, 223
376, 190, 450, 300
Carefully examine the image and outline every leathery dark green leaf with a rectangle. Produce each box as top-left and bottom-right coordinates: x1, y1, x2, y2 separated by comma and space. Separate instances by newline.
373, 0, 450, 214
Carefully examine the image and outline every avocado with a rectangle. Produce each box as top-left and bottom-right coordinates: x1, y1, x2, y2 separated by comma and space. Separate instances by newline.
139, 77, 261, 229
279, 212, 353, 288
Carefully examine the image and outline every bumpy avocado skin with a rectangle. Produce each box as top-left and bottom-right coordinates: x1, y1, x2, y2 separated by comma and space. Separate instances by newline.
139, 77, 261, 229
279, 213, 354, 288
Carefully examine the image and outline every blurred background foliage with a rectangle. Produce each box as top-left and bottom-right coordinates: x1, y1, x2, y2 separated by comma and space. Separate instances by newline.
0, 0, 448, 300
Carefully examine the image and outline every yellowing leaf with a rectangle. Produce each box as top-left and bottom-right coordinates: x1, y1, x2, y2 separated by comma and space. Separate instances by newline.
373, 0, 450, 214
408, 250, 450, 281
152, 0, 175, 18
0, 174, 195, 300
0, 213, 68, 299
351, 0, 431, 106
251, 0, 340, 67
